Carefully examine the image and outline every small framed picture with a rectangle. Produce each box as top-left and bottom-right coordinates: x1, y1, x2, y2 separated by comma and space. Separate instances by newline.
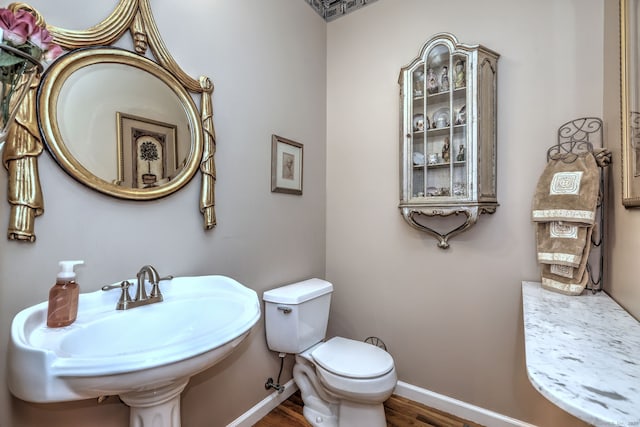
271, 134, 303, 195
116, 112, 178, 188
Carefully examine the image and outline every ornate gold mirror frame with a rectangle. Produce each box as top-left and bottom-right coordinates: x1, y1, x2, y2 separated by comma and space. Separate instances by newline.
2, 0, 216, 242
39, 47, 204, 200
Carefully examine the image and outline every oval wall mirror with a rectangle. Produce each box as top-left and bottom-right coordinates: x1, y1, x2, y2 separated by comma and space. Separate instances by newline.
38, 47, 203, 200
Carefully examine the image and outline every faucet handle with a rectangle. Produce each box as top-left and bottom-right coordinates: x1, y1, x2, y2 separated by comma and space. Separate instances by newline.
150, 275, 173, 298
101, 281, 133, 293
102, 280, 133, 310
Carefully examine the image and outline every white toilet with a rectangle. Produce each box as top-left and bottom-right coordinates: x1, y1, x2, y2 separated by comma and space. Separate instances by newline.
263, 278, 397, 427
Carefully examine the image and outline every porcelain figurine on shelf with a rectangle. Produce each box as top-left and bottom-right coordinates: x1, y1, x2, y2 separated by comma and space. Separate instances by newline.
439, 66, 449, 92
413, 68, 424, 96
455, 105, 466, 125
442, 137, 450, 162
426, 68, 438, 94
456, 144, 465, 161
413, 114, 425, 131
454, 59, 465, 89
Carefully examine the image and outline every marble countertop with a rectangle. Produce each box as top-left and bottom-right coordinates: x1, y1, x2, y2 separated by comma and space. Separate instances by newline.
521, 281, 640, 426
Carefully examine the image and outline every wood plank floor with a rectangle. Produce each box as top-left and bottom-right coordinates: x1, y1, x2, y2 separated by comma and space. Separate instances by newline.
253, 391, 485, 427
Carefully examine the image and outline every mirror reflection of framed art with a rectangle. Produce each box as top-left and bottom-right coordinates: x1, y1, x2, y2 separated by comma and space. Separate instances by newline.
116, 113, 178, 189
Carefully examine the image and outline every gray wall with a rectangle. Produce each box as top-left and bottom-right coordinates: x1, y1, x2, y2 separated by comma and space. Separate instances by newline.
325, 1, 604, 426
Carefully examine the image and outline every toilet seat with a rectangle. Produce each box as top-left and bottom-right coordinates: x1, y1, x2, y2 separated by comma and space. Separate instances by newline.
311, 337, 394, 379
305, 337, 397, 403
314, 362, 397, 402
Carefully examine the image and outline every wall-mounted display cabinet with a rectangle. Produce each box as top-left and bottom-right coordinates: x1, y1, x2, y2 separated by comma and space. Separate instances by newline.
398, 33, 499, 249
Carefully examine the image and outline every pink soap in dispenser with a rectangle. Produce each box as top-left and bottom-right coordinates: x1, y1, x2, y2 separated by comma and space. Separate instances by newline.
47, 260, 84, 328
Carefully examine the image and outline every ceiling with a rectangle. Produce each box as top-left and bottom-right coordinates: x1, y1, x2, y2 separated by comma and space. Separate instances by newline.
304, 0, 378, 22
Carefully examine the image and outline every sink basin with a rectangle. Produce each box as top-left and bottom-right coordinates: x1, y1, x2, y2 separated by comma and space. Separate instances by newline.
8, 275, 260, 408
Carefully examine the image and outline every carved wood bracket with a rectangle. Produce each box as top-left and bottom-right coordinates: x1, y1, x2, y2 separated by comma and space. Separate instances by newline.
401, 205, 496, 249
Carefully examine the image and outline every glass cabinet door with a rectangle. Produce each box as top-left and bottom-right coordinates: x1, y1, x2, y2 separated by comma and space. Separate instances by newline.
409, 46, 469, 201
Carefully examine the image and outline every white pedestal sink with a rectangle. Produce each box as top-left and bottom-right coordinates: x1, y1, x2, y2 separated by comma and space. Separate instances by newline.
8, 275, 261, 427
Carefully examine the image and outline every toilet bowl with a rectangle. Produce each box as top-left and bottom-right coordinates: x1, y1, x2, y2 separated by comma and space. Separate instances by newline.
263, 279, 397, 427
295, 337, 397, 427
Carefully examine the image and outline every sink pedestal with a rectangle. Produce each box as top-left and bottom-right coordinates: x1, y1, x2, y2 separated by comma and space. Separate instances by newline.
120, 379, 189, 427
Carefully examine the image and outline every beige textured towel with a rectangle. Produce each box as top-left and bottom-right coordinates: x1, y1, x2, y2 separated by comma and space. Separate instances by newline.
541, 253, 590, 296
541, 265, 590, 295
540, 226, 592, 296
536, 222, 591, 268
531, 152, 600, 226
531, 151, 602, 296
541, 226, 591, 278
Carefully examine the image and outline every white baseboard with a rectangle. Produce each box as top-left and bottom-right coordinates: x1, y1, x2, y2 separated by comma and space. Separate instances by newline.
393, 381, 537, 427
226, 379, 298, 427
227, 379, 536, 427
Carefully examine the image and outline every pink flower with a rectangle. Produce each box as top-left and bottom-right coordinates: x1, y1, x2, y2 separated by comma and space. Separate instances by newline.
0, 9, 17, 33
0, 8, 64, 63
0, 9, 37, 46
43, 44, 63, 62
29, 26, 53, 51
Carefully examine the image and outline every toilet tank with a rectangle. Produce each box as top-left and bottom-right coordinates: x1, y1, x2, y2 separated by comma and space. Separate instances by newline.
263, 278, 333, 354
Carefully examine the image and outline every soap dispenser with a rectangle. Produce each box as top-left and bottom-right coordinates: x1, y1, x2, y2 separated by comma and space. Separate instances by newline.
47, 260, 84, 328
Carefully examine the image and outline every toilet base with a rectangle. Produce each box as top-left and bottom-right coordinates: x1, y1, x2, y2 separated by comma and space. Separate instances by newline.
301, 399, 386, 427
303, 405, 338, 427
338, 400, 386, 427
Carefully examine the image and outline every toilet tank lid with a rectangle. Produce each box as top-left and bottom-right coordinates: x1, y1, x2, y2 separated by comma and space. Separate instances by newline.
263, 278, 333, 304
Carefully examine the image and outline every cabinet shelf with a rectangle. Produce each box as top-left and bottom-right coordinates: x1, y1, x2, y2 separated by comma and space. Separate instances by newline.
411, 124, 466, 139
413, 87, 466, 104
413, 161, 466, 169
427, 124, 465, 136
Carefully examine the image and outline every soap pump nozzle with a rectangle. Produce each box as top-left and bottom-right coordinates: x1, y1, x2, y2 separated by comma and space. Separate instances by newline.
57, 260, 84, 281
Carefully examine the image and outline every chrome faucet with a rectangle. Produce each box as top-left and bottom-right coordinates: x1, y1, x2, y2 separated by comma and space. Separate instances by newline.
102, 265, 173, 310
136, 265, 160, 301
